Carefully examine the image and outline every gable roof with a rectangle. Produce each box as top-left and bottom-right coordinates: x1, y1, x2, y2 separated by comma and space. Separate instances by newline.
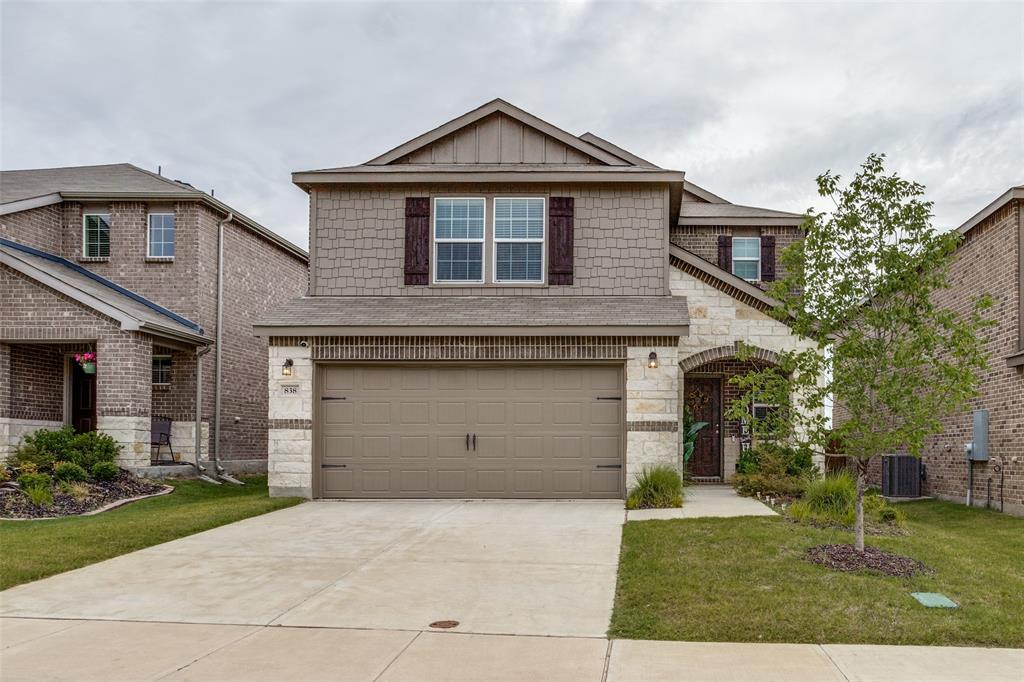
292, 99, 686, 192
365, 99, 629, 167
1, 238, 209, 346
0, 164, 307, 261
957, 185, 1024, 236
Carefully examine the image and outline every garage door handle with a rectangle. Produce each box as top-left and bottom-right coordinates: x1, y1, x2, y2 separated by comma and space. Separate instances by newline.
596, 396, 622, 401
472, 434, 477, 450
466, 433, 470, 451
595, 464, 622, 469
321, 396, 347, 401
321, 464, 347, 469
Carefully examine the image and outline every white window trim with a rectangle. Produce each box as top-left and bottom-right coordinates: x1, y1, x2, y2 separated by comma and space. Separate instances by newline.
432, 197, 486, 284
152, 355, 172, 386
82, 213, 111, 258
492, 197, 546, 284
146, 212, 176, 259
732, 236, 761, 281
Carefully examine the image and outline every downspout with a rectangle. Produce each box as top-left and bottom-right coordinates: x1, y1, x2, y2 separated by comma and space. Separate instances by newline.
214, 211, 243, 485
193, 345, 219, 484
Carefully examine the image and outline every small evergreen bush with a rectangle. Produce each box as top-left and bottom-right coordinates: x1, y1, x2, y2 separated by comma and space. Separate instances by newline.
17, 471, 52, 490
90, 461, 120, 481
626, 465, 683, 509
53, 461, 89, 482
66, 431, 120, 471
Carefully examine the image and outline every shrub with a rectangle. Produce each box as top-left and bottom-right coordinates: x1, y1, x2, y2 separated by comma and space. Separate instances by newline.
17, 471, 52, 490
8, 427, 120, 474
66, 431, 120, 471
53, 461, 89, 482
736, 443, 815, 478
732, 472, 806, 498
626, 465, 683, 510
23, 483, 54, 508
0, 466, 10, 483
803, 471, 856, 516
90, 461, 120, 481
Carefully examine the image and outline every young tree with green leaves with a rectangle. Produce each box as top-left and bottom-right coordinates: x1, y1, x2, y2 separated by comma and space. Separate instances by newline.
728, 154, 992, 552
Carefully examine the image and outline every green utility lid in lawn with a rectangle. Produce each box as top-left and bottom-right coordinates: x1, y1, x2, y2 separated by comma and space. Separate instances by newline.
911, 592, 958, 608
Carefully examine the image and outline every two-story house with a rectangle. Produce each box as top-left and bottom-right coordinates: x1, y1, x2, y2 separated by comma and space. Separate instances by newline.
257, 99, 817, 499
0, 164, 308, 470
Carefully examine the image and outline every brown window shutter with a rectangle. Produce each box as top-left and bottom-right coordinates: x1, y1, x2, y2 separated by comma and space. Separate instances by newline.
761, 235, 776, 282
717, 235, 732, 272
404, 197, 430, 285
548, 197, 574, 285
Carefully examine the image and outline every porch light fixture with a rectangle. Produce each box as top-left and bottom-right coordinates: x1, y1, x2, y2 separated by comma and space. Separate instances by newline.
647, 351, 659, 369
282, 359, 294, 377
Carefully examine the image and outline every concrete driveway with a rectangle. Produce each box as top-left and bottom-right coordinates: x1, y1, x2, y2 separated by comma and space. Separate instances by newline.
0, 500, 624, 637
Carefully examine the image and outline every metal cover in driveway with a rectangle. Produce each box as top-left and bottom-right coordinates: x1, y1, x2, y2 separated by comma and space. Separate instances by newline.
911, 592, 958, 608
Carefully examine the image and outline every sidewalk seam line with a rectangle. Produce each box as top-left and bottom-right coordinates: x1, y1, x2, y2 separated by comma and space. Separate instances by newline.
601, 639, 613, 682
373, 630, 422, 682
818, 644, 852, 682
151, 624, 264, 681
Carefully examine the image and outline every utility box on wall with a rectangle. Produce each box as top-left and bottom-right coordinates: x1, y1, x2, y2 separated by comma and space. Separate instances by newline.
967, 410, 990, 461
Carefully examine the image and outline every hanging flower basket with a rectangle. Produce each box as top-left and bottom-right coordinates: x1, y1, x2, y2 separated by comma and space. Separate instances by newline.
75, 352, 97, 374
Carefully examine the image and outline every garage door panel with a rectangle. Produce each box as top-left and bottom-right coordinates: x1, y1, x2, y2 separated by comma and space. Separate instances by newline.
318, 364, 624, 499
437, 402, 468, 425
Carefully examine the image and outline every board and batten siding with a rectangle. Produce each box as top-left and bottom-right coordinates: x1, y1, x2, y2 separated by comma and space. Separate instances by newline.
311, 183, 669, 296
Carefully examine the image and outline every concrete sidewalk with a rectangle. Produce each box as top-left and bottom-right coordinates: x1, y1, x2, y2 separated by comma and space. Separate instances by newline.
626, 484, 777, 520
2, 617, 1021, 682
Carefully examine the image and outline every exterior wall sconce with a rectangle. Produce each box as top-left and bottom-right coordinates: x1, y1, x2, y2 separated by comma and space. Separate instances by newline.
648, 351, 659, 369
282, 359, 294, 376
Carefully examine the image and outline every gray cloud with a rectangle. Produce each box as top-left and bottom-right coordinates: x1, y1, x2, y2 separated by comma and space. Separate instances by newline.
2, 1, 1021, 247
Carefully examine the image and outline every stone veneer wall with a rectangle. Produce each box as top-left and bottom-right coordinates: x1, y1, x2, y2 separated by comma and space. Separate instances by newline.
266, 336, 680, 498
669, 267, 819, 479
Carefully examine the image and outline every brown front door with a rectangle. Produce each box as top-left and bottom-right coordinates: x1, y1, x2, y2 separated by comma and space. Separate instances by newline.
685, 378, 721, 478
70, 360, 96, 433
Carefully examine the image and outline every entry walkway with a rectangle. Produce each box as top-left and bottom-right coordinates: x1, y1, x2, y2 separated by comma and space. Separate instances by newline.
2, 618, 1021, 681
626, 484, 777, 520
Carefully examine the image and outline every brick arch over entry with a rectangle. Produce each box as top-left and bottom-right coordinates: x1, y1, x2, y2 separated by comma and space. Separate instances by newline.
679, 341, 781, 372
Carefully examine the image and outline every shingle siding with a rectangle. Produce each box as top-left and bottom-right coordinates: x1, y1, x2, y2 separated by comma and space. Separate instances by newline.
311, 183, 668, 296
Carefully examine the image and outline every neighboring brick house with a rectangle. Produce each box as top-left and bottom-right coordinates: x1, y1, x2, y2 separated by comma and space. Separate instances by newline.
256, 99, 817, 498
0, 164, 308, 469
835, 187, 1023, 515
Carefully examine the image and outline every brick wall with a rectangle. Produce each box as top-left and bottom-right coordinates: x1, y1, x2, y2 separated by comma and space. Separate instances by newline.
833, 199, 1023, 514
0, 204, 62, 252
196, 205, 308, 460
311, 183, 668, 296
671, 224, 804, 286
8, 345, 65, 421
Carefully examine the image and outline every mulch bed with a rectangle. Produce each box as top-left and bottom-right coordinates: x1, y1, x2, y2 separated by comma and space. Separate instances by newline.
805, 543, 928, 577
0, 472, 166, 519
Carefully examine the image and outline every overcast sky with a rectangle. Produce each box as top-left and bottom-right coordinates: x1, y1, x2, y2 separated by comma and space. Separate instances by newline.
2, 1, 1021, 248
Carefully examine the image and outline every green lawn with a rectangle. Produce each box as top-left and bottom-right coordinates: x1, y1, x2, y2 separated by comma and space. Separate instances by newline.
0, 475, 302, 591
610, 499, 1024, 647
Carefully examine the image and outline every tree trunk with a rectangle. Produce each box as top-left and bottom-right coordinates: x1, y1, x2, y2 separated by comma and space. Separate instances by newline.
854, 458, 868, 552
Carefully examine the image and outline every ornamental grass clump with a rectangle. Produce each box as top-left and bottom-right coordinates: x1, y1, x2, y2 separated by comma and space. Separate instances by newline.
788, 472, 905, 530
626, 465, 683, 510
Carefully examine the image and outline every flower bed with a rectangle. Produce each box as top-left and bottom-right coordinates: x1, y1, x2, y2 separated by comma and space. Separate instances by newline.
0, 472, 167, 519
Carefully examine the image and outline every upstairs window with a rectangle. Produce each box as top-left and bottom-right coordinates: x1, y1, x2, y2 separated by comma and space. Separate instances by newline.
494, 197, 545, 283
148, 213, 176, 258
732, 237, 761, 281
83, 214, 111, 258
434, 198, 485, 282
152, 356, 172, 385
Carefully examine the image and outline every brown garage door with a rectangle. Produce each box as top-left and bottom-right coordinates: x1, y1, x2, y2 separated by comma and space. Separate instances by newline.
316, 364, 624, 499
